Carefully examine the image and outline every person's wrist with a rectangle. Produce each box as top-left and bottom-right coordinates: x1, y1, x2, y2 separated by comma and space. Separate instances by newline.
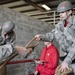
40, 38, 42, 41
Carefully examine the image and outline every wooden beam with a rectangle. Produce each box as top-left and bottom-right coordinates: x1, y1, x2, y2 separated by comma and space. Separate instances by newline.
30, 14, 45, 16
20, 9, 37, 13
24, 0, 46, 12
0, 0, 19, 5
35, 0, 55, 4
9, 4, 29, 9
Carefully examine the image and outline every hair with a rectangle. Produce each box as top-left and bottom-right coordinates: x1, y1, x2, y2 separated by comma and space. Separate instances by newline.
67, 9, 73, 16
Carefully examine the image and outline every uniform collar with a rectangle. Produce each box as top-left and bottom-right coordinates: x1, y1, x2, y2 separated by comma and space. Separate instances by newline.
64, 15, 74, 27
61, 15, 74, 27
64, 21, 69, 27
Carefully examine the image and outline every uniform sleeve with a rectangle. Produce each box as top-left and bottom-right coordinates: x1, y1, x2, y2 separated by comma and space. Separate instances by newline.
41, 29, 55, 42
64, 43, 75, 64
0, 44, 14, 61
41, 21, 64, 42
0, 27, 6, 45
63, 18, 75, 64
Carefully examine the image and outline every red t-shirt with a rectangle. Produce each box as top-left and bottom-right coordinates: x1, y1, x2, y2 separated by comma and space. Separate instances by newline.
64, 21, 69, 27
36, 44, 59, 75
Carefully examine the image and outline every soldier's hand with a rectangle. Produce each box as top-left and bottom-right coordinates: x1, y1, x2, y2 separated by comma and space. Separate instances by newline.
59, 61, 69, 72
35, 34, 41, 41
15, 46, 26, 55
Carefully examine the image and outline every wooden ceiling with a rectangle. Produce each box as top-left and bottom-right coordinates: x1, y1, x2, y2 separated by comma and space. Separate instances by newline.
0, 0, 75, 25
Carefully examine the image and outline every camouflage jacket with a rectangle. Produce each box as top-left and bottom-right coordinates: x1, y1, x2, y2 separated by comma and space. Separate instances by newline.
0, 27, 16, 46
41, 15, 75, 64
0, 27, 16, 61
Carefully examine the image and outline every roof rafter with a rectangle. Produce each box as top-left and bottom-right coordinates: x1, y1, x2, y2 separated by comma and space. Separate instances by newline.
20, 9, 37, 13
9, 4, 29, 9
0, 0, 19, 5
24, 0, 46, 12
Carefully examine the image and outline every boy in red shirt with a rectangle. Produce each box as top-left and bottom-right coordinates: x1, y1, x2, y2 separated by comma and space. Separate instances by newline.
34, 41, 59, 75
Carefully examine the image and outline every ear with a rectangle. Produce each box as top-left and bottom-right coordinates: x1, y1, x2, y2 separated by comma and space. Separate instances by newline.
69, 10, 72, 15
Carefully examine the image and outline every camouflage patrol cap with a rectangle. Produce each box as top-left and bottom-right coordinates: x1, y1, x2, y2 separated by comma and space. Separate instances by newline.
2, 21, 15, 33
57, 1, 73, 13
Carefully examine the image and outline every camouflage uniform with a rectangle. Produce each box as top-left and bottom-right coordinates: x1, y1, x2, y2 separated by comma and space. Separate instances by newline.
0, 27, 16, 61
41, 15, 75, 64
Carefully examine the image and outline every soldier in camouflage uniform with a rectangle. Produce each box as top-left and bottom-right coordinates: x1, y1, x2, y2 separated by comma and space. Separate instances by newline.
35, 1, 75, 73
0, 21, 27, 61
